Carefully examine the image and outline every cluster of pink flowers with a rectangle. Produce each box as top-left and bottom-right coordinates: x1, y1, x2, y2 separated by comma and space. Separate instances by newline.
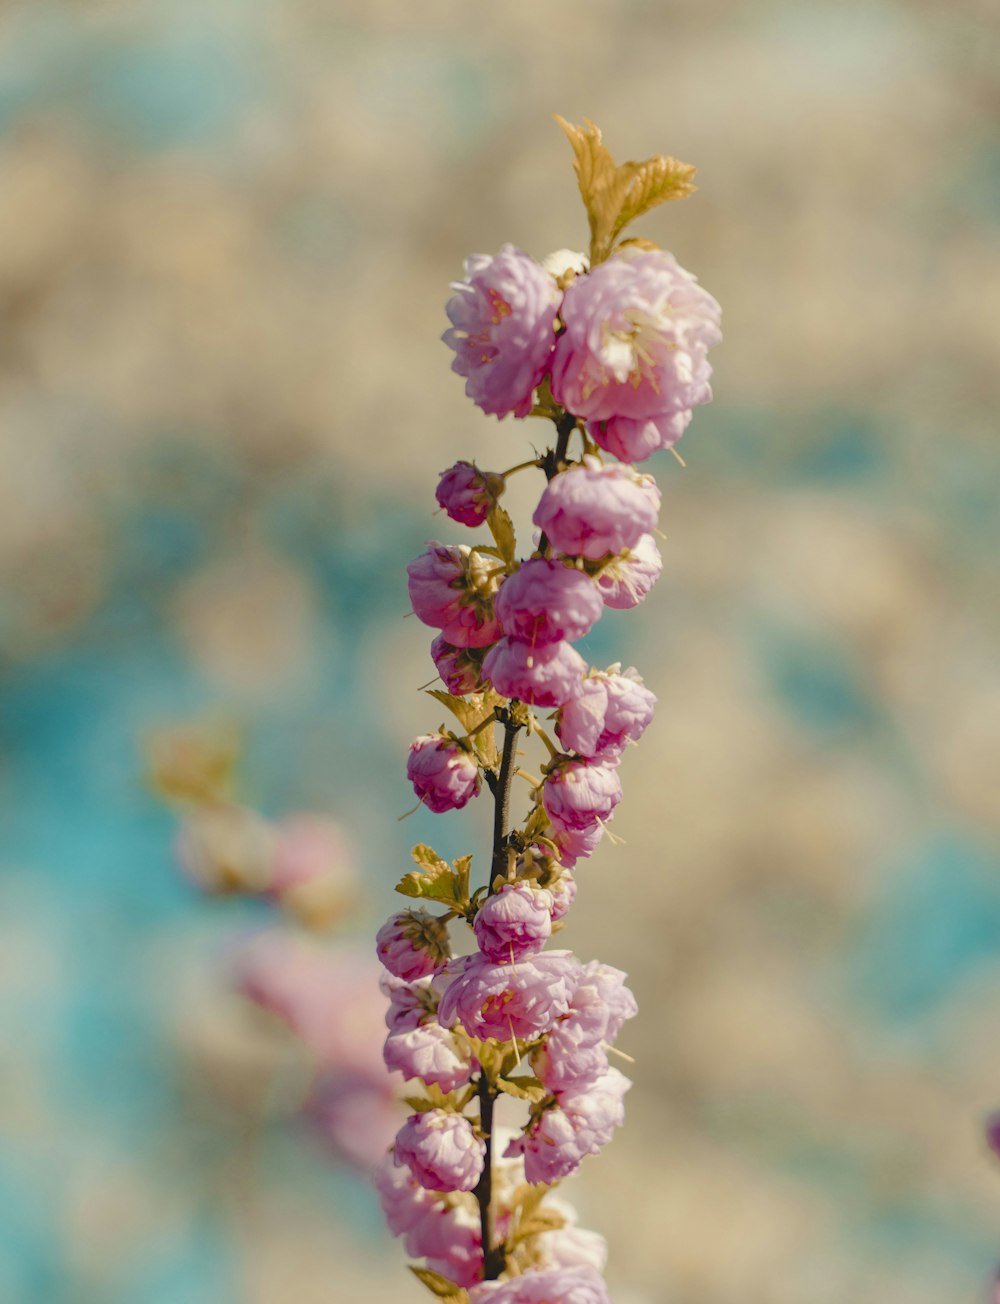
378, 123, 720, 1301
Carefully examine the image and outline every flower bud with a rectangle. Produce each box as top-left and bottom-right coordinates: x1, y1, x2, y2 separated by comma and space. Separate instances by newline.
436, 461, 504, 527
430, 635, 486, 696
407, 734, 481, 813
383, 1022, 471, 1093
376, 909, 451, 981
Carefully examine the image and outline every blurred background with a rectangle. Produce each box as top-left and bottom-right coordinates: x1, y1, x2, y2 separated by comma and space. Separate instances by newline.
1, 1, 999, 1301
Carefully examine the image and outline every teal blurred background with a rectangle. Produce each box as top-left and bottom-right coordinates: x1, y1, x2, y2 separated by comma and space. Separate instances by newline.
1, 1, 999, 1301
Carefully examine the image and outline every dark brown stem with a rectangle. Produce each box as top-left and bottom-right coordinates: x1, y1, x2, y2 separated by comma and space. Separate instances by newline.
538, 410, 578, 553
474, 1075, 504, 1280
491, 710, 521, 883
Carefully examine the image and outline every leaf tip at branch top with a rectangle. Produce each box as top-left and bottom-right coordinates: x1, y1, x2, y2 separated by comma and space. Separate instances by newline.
554, 114, 698, 265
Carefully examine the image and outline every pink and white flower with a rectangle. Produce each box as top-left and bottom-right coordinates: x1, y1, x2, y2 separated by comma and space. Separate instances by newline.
394, 1109, 485, 1193
407, 734, 481, 814
482, 637, 585, 708
596, 531, 662, 610
545, 823, 605, 868
431, 636, 487, 696
473, 882, 553, 963
533, 457, 660, 561
469, 1266, 611, 1304
542, 758, 622, 832
436, 951, 578, 1042
557, 666, 657, 759
407, 544, 501, 648
551, 246, 721, 461
383, 1022, 472, 1093
494, 558, 603, 646
443, 245, 561, 419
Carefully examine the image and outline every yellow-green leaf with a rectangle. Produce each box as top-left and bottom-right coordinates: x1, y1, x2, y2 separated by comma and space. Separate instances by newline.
409, 1265, 469, 1302
396, 846, 467, 907
497, 1075, 548, 1104
555, 115, 696, 265
487, 505, 517, 566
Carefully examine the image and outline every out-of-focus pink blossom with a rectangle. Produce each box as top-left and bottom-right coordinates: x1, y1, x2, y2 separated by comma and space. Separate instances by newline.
176, 803, 275, 895
414, 1198, 484, 1288
532, 457, 659, 560
550, 247, 721, 461
436, 461, 504, 527
557, 666, 656, 759
407, 544, 501, 648
469, 1266, 611, 1304
542, 759, 622, 832
431, 636, 486, 696
596, 532, 662, 610
494, 558, 603, 646
436, 951, 578, 1042
473, 882, 553, 963
394, 1110, 485, 1193
267, 813, 356, 929
383, 1022, 472, 1093
407, 734, 481, 814
443, 245, 561, 419
376, 909, 451, 981
536, 1197, 608, 1273
306, 1071, 400, 1169
373, 1149, 435, 1240
482, 637, 585, 708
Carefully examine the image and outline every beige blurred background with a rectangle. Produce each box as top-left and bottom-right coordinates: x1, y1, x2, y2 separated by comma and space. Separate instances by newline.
1, 1, 999, 1301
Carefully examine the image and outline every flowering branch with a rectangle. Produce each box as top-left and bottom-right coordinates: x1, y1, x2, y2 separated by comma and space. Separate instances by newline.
375, 117, 722, 1304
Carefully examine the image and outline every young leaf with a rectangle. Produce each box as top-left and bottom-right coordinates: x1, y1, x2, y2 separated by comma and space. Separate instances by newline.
396, 846, 467, 908
452, 854, 472, 904
497, 1075, 548, 1104
487, 505, 517, 566
554, 115, 696, 265
425, 689, 492, 736
409, 1266, 469, 1303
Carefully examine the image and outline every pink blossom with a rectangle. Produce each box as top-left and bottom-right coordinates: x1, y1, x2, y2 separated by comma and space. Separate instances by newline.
545, 823, 605, 868
596, 532, 662, 610
536, 1198, 608, 1273
550, 247, 721, 460
407, 734, 481, 814
506, 1068, 630, 1183
431, 636, 486, 696
987, 1111, 1000, 1160
436, 951, 577, 1042
306, 1071, 399, 1169
557, 666, 656, 759
482, 637, 585, 708
443, 245, 561, 419
547, 868, 577, 921
394, 1109, 485, 1193
473, 882, 553, 963
176, 803, 275, 896
381, 972, 438, 1033
383, 1023, 472, 1093
415, 1198, 484, 1288
494, 559, 603, 646
469, 1267, 611, 1304
470, 1267, 611, 1304
542, 758, 622, 832
376, 909, 451, 981
407, 544, 501, 648
591, 407, 692, 463
535, 962, 637, 1093
373, 1149, 436, 1240
436, 461, 504, 527
268, 813, 352, 895
532, 457, 660, 560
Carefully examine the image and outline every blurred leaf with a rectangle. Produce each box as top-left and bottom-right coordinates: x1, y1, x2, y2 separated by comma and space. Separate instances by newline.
487, 505, 517, 565
410, 1266, 469, 1302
